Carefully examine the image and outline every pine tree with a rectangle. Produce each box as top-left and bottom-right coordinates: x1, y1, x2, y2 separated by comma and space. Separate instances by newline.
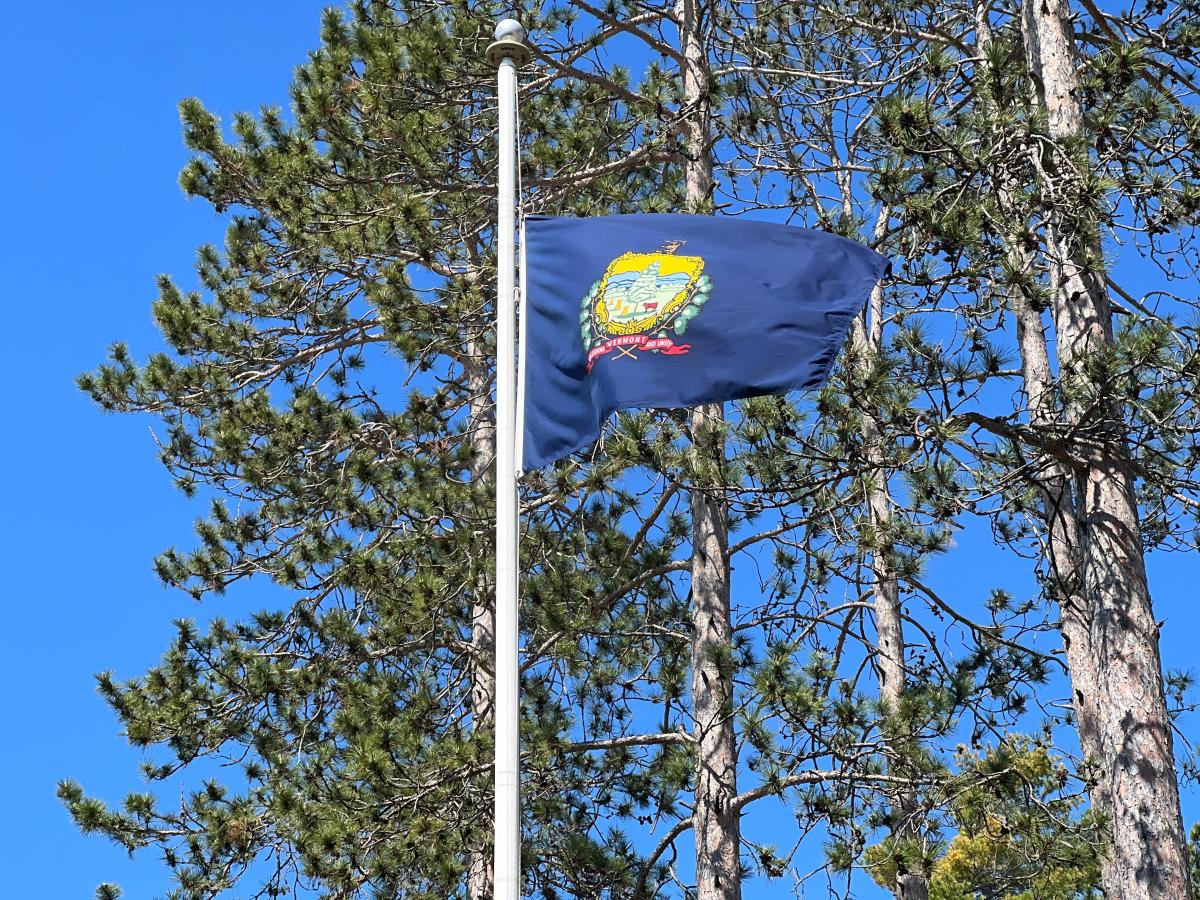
837, 0, 1200, 895
869, 738, 1102, 900
715, 8, 1064, 898
62, 4, 684, 896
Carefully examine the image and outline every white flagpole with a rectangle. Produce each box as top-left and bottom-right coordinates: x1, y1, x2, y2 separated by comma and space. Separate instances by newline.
486, 18, 530, 900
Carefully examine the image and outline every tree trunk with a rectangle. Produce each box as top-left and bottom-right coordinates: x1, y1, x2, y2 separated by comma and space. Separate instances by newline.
466, 335, 496, 900
850, 205, 927, 899
852, 280, 927, 900
677, 1, 741, 897
689, 403, 740, 900
1019, 2, 1190, 895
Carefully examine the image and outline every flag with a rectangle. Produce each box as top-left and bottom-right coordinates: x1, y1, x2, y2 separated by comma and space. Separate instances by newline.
518, 213, 887, 470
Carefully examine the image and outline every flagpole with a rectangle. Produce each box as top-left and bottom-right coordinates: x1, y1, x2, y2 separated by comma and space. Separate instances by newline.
487, 18, 530, 900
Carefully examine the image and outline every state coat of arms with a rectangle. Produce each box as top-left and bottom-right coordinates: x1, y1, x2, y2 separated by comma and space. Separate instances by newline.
580, 241, 714, 371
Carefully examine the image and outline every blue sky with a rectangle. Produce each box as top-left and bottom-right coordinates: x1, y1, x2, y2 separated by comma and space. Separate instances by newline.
0, 2, 328, 895
1, 3, 1196, 898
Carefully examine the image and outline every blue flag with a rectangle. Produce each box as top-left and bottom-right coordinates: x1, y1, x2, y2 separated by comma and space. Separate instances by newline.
518, 214, 887, 470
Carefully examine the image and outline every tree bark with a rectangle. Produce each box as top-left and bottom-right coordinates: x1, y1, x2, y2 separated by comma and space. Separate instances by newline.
689, 404, 740, 900
677, 1, 741, 897
851, 265, 927, 900
466, 334, 496, 900
1018, 2, 1190, 895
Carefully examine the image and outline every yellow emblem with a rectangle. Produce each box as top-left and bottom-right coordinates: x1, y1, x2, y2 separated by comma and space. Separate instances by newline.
580, 241, 713, 370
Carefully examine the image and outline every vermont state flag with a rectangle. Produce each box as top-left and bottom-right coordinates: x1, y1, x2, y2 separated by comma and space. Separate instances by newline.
518, 214, 887, 470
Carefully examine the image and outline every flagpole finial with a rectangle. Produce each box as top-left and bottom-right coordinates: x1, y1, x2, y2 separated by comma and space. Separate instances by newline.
487, 18, 532, 67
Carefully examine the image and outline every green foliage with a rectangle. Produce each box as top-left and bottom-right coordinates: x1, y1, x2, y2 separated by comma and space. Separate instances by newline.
866, 740, 1101, 900
69, 3, 691, 897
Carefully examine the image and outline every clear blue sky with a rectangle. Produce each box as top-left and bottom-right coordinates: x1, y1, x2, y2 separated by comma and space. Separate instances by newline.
1, 3, 1195, 898
0, 3, 328, 895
